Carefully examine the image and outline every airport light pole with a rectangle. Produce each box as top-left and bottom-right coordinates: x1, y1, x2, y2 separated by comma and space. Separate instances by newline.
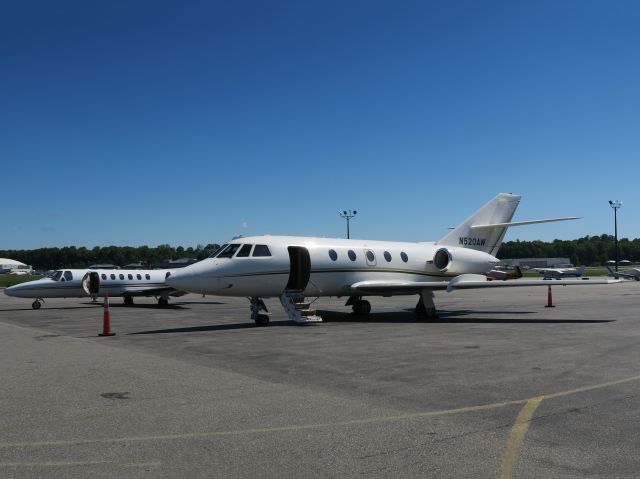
609, 200, 622, 272
339, 209, 357, 239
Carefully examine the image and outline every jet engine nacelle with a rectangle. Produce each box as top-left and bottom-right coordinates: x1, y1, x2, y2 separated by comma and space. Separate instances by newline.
82, 272, 100, 296
433, 247, 498, 275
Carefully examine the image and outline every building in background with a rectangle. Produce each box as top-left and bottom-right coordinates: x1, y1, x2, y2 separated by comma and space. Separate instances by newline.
0, 258, 33, 275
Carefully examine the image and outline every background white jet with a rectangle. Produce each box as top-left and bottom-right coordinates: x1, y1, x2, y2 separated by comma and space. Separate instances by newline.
4, 268, 184, 309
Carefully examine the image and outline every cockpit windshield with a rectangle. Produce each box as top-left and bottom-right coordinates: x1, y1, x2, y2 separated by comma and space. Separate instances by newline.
216, 244, 241, 258
208, 244, 228, 258
51, 271, 63, 281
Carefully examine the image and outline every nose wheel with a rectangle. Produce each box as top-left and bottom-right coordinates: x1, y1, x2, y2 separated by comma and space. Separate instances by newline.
32, 299, 43, 310
250, 297, 270, 326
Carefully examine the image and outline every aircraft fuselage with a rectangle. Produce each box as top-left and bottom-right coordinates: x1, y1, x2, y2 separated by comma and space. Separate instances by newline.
167, 236, 500, 298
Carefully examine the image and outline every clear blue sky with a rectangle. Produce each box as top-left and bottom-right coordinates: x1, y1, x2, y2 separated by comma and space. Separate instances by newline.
2, 1, 639, 249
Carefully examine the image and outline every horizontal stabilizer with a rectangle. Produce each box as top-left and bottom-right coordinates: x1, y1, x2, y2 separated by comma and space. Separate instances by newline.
470, 217, 581, 229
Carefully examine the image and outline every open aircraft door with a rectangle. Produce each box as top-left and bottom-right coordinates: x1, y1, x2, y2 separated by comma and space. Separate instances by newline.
82, 272, 100, 296
286, 246, 311, 292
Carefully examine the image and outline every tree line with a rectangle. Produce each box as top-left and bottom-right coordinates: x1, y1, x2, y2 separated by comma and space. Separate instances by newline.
1, 234, 637, 270
0, 244, 220, 270
498, 234, 638, 265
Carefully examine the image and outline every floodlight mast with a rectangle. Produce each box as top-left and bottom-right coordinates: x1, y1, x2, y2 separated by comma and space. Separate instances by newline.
609, 200, 622, 272
339, 209, 357, 239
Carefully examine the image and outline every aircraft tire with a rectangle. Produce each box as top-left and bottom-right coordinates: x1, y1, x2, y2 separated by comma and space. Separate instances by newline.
255, 314, 270, 326
352, 300, 371, 316
359, 300, 371, 315
32, 300, 41, 310
158, 298, 169, 307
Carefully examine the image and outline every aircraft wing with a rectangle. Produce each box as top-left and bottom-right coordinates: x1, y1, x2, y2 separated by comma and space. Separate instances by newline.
121, 286, 185, 297
349, 280, 451, 294
446, 274, 620, 291
350, 275, 620, 294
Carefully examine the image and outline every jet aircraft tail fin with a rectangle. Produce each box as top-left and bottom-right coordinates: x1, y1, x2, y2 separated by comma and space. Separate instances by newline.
437, 193, 581, 257
437, 193, 521, 256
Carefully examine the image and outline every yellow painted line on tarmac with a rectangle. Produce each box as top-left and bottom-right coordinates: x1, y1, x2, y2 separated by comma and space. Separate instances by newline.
123, 461, 162, 467
498, 396, 544, 479
1, 373, 639, 451
0, 460, 111, 467
542, 373, 640, 400
495, 373, 640, 479
0, 460, 161, 468
0, 398, 528, 449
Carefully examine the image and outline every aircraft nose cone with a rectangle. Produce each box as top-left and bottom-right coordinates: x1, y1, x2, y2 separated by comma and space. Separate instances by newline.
4, 283, 25, 297
166, 267, 208, 294
166, 259, 221, 294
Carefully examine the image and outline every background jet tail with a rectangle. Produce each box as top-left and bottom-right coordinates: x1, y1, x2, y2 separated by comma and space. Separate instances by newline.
606, 265, 619, 278
437, 193, 521, 256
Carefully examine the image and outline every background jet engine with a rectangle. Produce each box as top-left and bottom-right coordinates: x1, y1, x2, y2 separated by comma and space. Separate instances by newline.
82, 272, 100, 296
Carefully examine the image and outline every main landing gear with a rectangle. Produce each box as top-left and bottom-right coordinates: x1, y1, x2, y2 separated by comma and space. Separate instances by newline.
123, 296, 134, 306
346, 296, 371, 316
158, 297, 169, 307
32, 299, 43, 310
415, 290, 438, 319
250, 297, 270, 326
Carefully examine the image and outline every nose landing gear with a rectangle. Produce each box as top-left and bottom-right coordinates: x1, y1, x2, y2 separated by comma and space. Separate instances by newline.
32, 299, 43, 310
250, 297, 270, 326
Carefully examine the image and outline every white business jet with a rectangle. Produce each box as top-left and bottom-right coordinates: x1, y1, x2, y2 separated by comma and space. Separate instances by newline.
4, 268, 182, 309
166, 193, 617, 326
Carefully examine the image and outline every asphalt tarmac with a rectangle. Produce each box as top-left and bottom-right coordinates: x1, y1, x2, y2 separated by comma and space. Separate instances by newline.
1, 280, 639, 478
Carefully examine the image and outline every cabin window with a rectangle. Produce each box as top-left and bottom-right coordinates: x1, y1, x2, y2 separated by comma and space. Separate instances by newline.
348, 250, 357, 261
165, 271, 171, 279
64, 271, 73, 281
366, 250, 375, 262
252, 245, 272, 257
101, 273, 107, 280
328, 249, 338, 261
119, 274, 125, 280
145, 274, 150, 280
136, 274, 142, 280
384, 251, 392, 262
236, 244, 253, 257
110, 274, 116, 280
217, 244, 241, 258
209, 244, 228, 258
400, 252, 408, 262
128, 274, 133, 280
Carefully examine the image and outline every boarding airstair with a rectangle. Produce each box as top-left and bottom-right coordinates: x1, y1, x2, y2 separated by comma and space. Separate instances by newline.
279, 291, 322, 324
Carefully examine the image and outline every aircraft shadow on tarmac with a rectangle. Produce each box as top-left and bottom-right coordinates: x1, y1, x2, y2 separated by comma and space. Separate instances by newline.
0, 305, 101, 312
131, 320, 293, 335
130, 309, 613, 335
0, 300, 225, 312
319, 309, 614, 324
